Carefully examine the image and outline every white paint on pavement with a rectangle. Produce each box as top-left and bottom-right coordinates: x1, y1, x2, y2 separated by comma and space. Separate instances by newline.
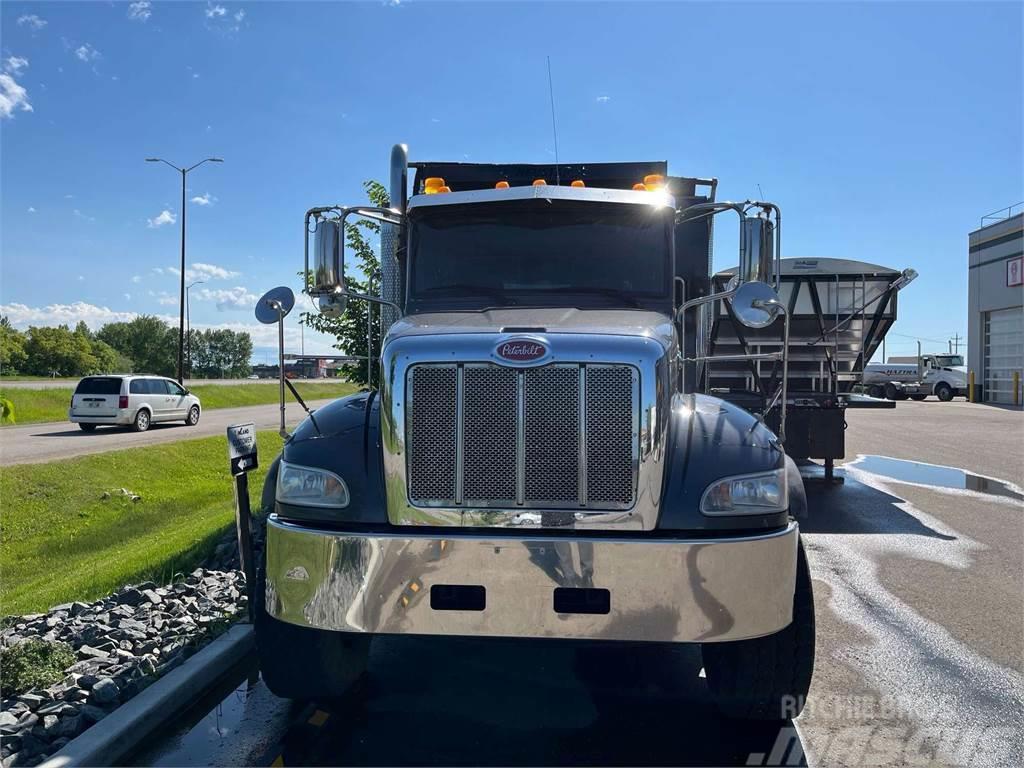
801, 467, 1023, 765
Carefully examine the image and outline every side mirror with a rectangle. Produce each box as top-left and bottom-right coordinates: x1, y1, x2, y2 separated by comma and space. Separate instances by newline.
731, 281, 782, 329
309, 206, 403, 297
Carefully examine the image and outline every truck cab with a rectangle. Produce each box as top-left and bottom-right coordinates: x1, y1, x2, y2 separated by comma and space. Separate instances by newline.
255, 147, 814, 721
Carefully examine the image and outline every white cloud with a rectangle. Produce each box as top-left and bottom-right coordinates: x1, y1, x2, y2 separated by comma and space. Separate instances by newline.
78, 275, 85, 282
4, 56, 29, 75
156, 292, 178, 306
195, 286, 259, 312
0, 302, 137, 331
596, 95, 611, 103
234, 10, 246, 22
27, 206, 36, 213
0, 74, 33, 118
75, 44, 101, 62
128, 1, 152, 22
167, 262, 239, 281
190, 192, 216, 206
205, 4, 227, 18
73, 209, 96, 222
17, 15, 47, 31
152, 267, 165, 275
123, 293, 132, 301
147, 209, 176, 228
131, 275, 142, 284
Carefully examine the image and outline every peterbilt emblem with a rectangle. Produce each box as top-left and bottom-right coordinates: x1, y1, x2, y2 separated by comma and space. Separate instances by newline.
495, 339, 548, 363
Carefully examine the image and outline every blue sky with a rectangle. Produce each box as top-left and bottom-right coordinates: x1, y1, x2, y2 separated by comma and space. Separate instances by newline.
2, 1, 1021, 361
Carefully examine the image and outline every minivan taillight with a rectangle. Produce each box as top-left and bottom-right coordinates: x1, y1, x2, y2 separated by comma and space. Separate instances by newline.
119, 396, 129, 409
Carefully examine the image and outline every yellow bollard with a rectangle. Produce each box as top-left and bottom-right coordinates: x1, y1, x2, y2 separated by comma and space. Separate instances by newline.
968, 370, 975, 403
1015, 371, 1021, 406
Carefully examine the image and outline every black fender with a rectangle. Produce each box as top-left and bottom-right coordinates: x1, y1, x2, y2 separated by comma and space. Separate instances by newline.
658, 393, 790, 531
271, 391, 389, 525
785, 454, 808, 520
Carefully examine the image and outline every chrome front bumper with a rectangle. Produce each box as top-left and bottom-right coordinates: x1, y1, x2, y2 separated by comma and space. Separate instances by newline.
265, 516, 799, 644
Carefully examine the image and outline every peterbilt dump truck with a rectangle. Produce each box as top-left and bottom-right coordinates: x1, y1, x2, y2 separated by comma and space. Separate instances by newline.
255, 145, 815, 720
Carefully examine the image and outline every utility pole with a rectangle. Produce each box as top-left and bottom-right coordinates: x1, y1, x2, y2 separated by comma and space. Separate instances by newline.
146, 157, 223, 383
953, 333, 961, 354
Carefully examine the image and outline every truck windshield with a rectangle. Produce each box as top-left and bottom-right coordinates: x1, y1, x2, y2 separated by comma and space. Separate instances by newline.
932, 355, 963, 367
406, 199, 672, 312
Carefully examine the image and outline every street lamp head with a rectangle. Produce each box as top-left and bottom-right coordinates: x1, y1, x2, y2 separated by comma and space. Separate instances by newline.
209, 158, 224, 163
145, 158, 160, 162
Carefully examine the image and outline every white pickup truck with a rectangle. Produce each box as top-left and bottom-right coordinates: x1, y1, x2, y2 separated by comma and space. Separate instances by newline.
862, 354, 967, 401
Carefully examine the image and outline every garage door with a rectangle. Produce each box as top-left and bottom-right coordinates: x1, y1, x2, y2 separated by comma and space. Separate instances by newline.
984, 307, 1024, 403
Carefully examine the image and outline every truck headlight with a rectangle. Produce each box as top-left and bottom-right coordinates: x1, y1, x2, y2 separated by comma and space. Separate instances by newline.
700, 468, 787, 515
276, 461, 350, 508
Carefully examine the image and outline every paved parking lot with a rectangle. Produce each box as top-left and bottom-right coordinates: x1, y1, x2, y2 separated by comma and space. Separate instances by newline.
138, 400, 1023, 767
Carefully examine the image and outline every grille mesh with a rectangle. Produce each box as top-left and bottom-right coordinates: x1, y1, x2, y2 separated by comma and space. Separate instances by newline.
407, 362, 635, 508
408, 367, 457, 502
586, 366, 635, 504
524, 366, 580, 503
462, 366, 517, 502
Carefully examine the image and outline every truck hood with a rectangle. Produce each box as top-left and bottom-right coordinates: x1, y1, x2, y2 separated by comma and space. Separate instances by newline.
388, 308, 675, 349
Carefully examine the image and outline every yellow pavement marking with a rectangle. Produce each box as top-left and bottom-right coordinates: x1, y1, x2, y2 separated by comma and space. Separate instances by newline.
307, 709, 329, 727
271, 756, 284, 767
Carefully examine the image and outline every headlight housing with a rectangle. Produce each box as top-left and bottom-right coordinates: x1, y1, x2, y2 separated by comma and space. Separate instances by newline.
700, 468, 787, 516
276, 460, 349, 508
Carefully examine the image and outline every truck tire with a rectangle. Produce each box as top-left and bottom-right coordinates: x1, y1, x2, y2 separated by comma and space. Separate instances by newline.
910, 394, 927, 401
255, 554, 371, 701
883, 383, 899, 401
702, 540, 815, 721
868, 385, 884, 399
935, 383, 954, 402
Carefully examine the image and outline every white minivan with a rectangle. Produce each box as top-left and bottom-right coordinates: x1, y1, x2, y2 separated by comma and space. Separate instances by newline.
69, 375, 202, 432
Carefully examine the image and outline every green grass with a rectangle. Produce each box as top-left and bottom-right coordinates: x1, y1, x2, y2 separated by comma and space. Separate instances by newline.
0, 381, 358, 426
0, 430, 283, 615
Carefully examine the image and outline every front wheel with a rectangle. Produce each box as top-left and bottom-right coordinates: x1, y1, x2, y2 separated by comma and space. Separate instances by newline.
255, 554, 371, 700
702, 540, 815, 721
935, 383, 954, 402
186, 405, 201, 426
132, 409, 151, 432
78, 423, 97, 432
910, 394, 928, 401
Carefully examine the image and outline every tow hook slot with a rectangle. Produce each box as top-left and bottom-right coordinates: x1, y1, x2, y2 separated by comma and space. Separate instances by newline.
553, 587, 611, 615
430, 584, 486, 611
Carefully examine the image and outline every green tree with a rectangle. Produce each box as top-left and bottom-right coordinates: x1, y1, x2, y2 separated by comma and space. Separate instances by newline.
188, 329, 253, 378
0, 316, 28, 375
23, 325, 96, 376
300, 180, 387, 386
96, 316, 176, 376
90, 339, 132, 374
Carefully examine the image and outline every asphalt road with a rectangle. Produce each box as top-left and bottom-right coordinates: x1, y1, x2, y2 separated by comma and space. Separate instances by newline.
136, 400, 1023, 767
0, 400, 336, 465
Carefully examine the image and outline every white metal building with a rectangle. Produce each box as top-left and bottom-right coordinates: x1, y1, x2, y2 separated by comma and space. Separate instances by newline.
967, 207, 1024, 404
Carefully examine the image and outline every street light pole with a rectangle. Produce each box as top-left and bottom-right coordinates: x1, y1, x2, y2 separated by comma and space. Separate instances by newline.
146, 156, 223, 383
186, 279, 206, 378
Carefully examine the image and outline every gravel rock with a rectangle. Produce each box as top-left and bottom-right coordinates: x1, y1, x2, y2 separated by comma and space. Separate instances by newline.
0, 566, 247, 756
88, 678, 118, 706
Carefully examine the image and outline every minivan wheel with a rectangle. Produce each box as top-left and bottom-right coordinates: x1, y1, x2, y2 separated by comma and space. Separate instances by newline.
133, 409, 151, 432
186, 405, 201, 426
79, 423, 97, 432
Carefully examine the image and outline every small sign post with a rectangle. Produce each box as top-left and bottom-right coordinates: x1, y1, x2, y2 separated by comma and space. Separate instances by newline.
227, 423, 258, 621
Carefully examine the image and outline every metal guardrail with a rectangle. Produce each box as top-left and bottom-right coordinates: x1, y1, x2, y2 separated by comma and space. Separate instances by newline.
980, 201, 1024, 227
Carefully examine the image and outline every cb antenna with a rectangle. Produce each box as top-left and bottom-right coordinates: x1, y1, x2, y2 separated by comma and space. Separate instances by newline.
547, 55, 560, 185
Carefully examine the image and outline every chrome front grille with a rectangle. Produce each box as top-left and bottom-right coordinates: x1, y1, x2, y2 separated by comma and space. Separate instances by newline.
407, 363, 638, 510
